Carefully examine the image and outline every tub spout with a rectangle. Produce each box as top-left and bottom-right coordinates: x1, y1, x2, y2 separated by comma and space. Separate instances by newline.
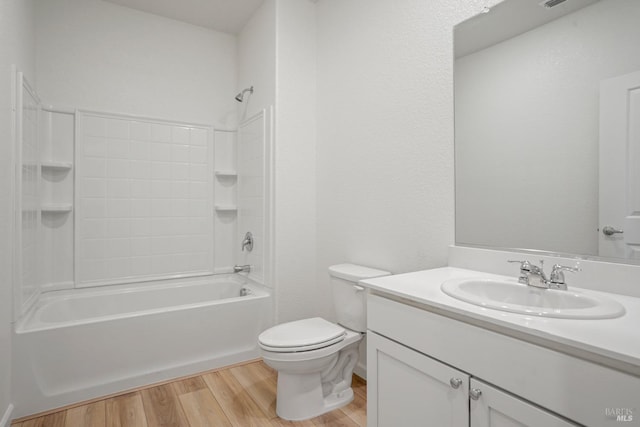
234, 264, 251, 273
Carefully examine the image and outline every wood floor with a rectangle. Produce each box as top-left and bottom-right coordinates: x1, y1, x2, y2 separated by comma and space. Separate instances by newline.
12, 360, 367, 427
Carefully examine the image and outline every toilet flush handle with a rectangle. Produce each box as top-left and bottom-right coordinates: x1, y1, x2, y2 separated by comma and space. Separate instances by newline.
354, 285, 365, 292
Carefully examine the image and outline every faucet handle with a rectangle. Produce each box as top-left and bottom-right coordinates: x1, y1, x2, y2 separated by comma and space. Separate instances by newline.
241, 231, 254, 252
507, 260, 532, 271
549, 263, 580, 283
507, 260, 532, 285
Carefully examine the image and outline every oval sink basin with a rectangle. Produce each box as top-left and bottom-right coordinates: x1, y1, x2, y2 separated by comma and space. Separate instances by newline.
441, 278, 625, 319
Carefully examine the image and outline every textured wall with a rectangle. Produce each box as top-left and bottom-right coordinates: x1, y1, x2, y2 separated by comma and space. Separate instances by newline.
237, 0, 276, 123
236, 0, 318, 323
0, 0, 35, 420
273, 0, 318, 323
315, 0, 491, 322
35, 0, 237, 127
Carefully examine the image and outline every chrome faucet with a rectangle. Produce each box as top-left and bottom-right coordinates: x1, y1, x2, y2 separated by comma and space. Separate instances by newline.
508, 259, 547, 288
508, 260, 580, 290
234, 264, 251, 273
241, 232, 254, 252
548, 264, 580, 290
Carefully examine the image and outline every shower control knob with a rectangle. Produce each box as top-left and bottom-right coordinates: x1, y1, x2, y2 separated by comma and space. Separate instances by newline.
469, 388, 482, 400
450, 378, 463, 389
602, 226, 623, 236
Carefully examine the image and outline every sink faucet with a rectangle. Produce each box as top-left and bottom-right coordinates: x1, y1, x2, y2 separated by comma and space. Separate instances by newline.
548, 264, 580, 290
508, 259, 548, 288
508, 260, 580, 290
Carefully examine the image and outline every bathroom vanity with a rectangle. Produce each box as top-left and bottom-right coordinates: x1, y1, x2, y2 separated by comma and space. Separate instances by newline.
361, 264, 640, 427
377, 0, 640, 424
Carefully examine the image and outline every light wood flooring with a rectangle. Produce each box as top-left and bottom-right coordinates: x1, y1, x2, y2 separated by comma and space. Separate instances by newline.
12, 360, 367, 427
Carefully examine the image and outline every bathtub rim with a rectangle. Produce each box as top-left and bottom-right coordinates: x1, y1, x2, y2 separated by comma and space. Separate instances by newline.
15, 273, 271, 334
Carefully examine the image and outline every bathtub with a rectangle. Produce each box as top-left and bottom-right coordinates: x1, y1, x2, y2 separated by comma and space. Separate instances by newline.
12, 274, 272, 419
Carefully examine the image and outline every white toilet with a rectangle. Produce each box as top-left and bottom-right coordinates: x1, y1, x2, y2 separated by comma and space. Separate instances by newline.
258, 263, 390, 421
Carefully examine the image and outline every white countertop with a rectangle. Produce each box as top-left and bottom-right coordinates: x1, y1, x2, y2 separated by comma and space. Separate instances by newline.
360, 267, 640, 376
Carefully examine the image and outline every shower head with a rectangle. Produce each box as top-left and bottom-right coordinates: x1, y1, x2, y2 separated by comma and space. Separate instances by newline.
235, 86, 254, 102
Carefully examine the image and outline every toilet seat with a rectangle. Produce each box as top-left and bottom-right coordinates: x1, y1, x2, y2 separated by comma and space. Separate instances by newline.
258, 317, 346, 353
260, 329, 362, 363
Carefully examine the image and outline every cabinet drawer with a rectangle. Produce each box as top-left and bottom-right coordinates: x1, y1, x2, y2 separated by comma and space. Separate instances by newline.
368, 293, 640, 427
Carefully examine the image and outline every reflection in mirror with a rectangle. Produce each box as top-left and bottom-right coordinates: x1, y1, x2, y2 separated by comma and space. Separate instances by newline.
454, 0, 640, 262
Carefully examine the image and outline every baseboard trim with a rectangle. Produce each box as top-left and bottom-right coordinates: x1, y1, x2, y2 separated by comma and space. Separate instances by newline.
354, 361, 367, 380
0, 404, 13, 427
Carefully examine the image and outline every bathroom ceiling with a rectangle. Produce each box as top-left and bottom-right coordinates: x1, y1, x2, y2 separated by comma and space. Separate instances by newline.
103, 0, 264, 34
455, 0, 599, 58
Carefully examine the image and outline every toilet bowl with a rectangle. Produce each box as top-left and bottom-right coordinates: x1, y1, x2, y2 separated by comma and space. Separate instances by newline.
258, 264, 390, 421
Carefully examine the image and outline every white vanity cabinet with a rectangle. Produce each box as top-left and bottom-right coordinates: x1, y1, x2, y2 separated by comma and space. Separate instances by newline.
469, 379, 576, 427
368, 332, 576, 427
367, 332, 469, 426
366, 292, 640, 427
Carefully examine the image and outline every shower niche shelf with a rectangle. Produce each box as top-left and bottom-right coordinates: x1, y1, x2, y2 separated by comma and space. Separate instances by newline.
41, 204, 73, 213
41, 161, 73, 171
215, 205, 238, 213
215, 170, 238, 178
39, 108, 75, 291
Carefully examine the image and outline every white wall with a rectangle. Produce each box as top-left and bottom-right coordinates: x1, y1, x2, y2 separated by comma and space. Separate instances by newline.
0, 0, 35, 421
315, 0, 490, 321
35, 0, 237, 127
273, 0, 318, 323
455, 0, 640, 256
236, 0, 494, 325
237, 0, 276, 122
236, 0, 318, 323
236, 0, 276, 298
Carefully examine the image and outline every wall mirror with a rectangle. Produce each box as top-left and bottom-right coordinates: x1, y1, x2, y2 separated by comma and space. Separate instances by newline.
454, 0, 640, 263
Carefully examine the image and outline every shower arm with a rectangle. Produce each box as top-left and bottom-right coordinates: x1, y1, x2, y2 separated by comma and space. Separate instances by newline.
235, 86, 254, 102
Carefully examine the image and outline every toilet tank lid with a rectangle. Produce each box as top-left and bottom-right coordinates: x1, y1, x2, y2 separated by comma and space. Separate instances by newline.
328, 263, 391, 282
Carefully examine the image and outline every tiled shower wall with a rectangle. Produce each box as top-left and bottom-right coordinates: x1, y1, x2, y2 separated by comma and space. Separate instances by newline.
76, 112, 214, 286
236, 110, 270, 285
18, 77, 40, 309
213, 130, 237, 272
16, 103, 271, 294
40, 109, 74, 289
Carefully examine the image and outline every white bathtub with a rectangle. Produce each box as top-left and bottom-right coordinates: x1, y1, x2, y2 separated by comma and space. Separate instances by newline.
12, 274, 272, 418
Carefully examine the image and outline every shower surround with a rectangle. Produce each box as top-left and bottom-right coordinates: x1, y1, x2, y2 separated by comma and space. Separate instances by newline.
75, 111, 215, 287
11, 64, 274, 419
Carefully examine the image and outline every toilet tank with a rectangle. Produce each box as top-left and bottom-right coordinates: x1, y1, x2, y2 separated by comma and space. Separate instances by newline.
329, 263, 391, 332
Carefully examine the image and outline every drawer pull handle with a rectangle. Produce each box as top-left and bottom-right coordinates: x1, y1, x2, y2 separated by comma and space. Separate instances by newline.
449, 378, 462, 389
469, 388, 482, 400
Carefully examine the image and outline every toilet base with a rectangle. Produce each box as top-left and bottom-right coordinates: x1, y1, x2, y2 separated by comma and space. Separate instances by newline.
275, 371, 355, 421
260, 327, 363, 421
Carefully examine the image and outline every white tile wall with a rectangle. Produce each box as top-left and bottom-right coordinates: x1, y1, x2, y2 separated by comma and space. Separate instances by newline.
77, 112, 214, 286
40, 109, 74, 290
237, 114, 266, 284
213, 130, 237, 272
20, 83, 40, 306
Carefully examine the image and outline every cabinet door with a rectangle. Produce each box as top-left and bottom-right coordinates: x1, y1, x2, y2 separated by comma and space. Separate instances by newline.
470, 379, 579, 427
367, 332, 469, 427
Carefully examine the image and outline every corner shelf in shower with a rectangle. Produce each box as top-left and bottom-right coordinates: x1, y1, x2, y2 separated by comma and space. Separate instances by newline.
215, 205, 238, 213
41, 203, 73, 213
41, 161, 73, 171
215, 170, 237, 178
